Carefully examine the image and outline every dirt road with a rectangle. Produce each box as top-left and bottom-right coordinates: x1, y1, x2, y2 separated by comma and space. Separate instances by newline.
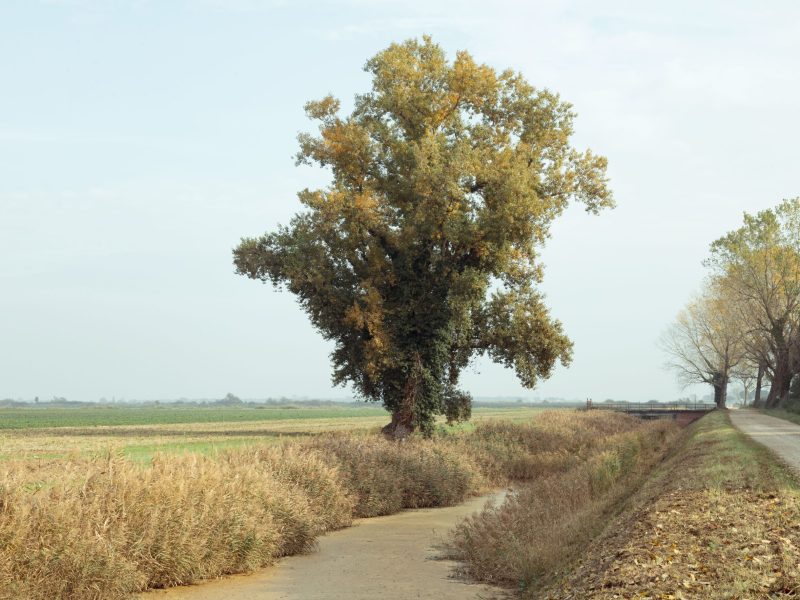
142, 491, 508, 600
730, 410, 800, 473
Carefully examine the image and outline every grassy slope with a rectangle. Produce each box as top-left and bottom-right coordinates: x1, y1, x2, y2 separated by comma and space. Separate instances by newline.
543, 411, 800, 599
765, 407, 800, 426
446, 417, 679, 593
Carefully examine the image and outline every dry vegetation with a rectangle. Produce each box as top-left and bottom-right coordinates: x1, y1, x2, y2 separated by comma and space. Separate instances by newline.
538, 411, 800, 599
445, 417, 679, 593
0, 410, 670, 599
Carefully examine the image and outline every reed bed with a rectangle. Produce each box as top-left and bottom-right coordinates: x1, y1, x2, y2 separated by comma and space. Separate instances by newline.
445, 419, 679, 593
0, 410, 677, 599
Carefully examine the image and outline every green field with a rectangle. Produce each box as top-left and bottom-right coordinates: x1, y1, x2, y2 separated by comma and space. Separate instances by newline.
0, 405, 547, 461
0, 406, 389, 430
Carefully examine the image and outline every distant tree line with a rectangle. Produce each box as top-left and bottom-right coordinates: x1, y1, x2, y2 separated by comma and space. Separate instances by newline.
661, 199, 800, 409
0, 394, 376, 409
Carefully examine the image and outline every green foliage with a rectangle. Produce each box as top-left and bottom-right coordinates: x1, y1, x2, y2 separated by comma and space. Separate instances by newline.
234, 37, 612, 433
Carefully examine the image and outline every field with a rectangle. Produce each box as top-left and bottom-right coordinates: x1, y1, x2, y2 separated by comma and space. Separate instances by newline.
0, 405, 546, 461
0, 406, 390, 429
0, 407, 677, 599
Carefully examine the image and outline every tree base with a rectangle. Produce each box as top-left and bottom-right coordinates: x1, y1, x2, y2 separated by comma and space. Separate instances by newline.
381, 419, 414, 440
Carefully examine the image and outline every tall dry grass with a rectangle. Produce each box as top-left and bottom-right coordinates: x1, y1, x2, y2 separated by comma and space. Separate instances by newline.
446, 419, 679, 593
0, 446, 351, 599
304, 435, 481, 517
0, 410, 676, 599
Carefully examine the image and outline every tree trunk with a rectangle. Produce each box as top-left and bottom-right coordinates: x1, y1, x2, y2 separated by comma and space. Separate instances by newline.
381, 356, 421, 439
712, 371, 729, 409
766, 359, 791, 409
381, 410, 414, 439
767, 370, 793, 408
753, 364, 764, 408
713, 383, 728, 409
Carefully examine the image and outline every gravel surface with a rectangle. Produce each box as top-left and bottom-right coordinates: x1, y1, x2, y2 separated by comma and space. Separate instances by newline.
730, 409, 800, 474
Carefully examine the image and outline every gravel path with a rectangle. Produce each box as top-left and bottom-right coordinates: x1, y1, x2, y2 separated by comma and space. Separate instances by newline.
730, 410, 800, 474
141, 491, 508, 600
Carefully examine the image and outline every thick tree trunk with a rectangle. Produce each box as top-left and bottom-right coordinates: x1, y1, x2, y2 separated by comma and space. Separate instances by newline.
381, 410, 414, 439
381, 358, 420, 439
713, 382, 728, 409
767, 370, 793, 408
753, 364, 764, 408
766, 359, 792, 408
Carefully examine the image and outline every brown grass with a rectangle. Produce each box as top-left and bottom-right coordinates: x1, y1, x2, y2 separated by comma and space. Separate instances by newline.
305, 435, 481, 517
0, 410, 675, 599
445, 419, 679, 592
0, 446, 352, 599
541, 411, 800, 599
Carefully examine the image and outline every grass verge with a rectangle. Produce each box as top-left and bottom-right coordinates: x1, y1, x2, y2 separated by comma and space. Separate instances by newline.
0, 410, 667, 599
765, 407, 800, 427
538, 411, 800, 599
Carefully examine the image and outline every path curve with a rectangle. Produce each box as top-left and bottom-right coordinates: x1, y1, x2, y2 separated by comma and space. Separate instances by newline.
141, 491, 508, 600
730, 410, 800, 474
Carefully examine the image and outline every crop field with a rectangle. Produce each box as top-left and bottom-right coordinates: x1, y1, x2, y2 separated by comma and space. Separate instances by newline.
0, 406, 391, 430
0, 405, 547, 461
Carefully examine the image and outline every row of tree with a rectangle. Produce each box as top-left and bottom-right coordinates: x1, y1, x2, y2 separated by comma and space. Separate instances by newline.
662, 199, 800, 409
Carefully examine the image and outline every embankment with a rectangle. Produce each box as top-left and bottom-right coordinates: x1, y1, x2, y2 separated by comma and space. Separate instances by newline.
537, 411, 800, 599
446, 417, 680, 593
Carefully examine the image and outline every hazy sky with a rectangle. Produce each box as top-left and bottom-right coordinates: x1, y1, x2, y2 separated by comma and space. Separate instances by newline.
2, 0, 798, 402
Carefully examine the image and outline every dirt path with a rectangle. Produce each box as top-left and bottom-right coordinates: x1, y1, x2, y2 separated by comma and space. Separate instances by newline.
142, 491, 508, 600
730, 410, 800, 473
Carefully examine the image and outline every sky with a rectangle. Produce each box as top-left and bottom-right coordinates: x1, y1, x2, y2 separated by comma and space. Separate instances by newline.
1, 0, 799, 402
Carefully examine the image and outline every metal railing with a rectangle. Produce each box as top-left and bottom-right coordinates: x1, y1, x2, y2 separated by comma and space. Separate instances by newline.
586, 401, 716, 412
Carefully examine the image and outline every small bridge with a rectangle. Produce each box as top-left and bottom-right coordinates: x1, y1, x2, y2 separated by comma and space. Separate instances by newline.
585, 401, 716, 426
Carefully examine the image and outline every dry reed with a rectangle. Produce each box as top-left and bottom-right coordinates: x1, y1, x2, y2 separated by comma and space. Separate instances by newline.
0, 410, 676, 599
446, 419, 679, 593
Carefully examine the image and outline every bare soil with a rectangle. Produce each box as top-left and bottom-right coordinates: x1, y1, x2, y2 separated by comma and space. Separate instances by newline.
141, 491, 509, 600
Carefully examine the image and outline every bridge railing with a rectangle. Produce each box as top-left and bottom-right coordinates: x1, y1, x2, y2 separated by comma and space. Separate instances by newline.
586, 401, 716, 412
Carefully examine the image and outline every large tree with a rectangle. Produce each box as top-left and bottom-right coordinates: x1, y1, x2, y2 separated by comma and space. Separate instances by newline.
660, 280, 746, 409
707, 199, 800, 408
234, 37, 613, 436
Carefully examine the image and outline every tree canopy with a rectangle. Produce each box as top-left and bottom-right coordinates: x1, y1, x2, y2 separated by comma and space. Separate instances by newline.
234, 36, 613, 435
660, 280, 745, 408
706, 198, 800, 407
662, 198, 800, 408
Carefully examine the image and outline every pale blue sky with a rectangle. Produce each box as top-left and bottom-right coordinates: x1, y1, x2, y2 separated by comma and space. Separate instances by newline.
2, 0, 798, 401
